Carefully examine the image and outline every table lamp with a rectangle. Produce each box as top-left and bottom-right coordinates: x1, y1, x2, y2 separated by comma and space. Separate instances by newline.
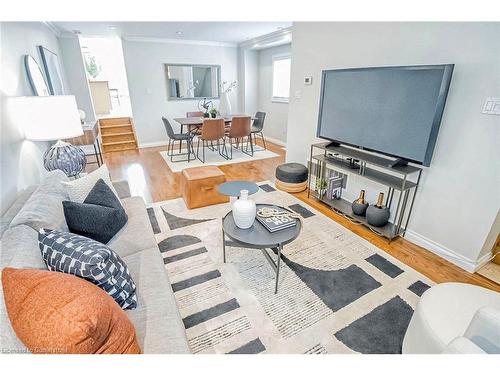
8, 95, 87, 177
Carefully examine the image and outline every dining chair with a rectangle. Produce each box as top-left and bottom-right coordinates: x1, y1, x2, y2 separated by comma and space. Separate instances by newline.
226, 116, 253, 159
162, 117, 195, 162
196, 118, 228, 163
186, 111, 205, 137
251, 111, 267, 150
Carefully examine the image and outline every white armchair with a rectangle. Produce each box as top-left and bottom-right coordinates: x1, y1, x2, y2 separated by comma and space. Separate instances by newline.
402, 282, 500, 354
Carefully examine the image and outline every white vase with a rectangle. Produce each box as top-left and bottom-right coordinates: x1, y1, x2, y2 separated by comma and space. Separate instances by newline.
232, 190, 256, 229
219, 92, 232, 118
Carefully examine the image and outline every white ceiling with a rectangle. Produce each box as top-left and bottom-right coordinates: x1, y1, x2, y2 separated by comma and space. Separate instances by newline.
52, 22, 292, 45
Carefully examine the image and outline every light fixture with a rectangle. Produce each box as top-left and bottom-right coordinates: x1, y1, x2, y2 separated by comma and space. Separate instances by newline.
176, 31, 183, 36
108, 25, 117, 30
7, 95, 87, 177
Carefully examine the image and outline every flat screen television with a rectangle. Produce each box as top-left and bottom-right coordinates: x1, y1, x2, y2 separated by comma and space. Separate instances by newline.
317, 64, 454, 166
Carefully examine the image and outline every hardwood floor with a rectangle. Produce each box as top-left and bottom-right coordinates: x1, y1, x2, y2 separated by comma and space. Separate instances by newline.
96, 140, 499, 292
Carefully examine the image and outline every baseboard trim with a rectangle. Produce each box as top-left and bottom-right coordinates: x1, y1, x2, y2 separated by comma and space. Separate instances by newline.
139, 141, 170, 149
140, 137, 287, 149
404, 230, 486, 273
262, 135, 286, 147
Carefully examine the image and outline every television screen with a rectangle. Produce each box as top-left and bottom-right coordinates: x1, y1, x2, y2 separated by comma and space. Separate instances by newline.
317, 64, 454, 166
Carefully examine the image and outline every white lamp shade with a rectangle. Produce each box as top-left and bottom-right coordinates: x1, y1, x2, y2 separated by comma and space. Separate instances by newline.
7, 95, 84, 141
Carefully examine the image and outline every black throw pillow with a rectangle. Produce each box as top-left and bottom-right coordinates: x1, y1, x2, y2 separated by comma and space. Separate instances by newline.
63, 179, 128, 243
84, 178, 123, 208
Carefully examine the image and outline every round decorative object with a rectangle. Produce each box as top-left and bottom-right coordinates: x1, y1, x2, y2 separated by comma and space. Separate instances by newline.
24, 55, 50, 96
198, 98, 213, 114
352, 201, 369, 216
366, 205, 390, 227
366, 193, 390, 227
231, 189, 256, 229
43, 140, 86, 178
352, 189, 369, 216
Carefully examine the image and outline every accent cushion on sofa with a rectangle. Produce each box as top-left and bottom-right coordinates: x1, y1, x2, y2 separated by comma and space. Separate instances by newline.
63, 179, 128, 243
38, 229, 137, 310
9, 170, 70, 231
62, 164, 118, 203
2, 267, 141, 354
0, 172, 190, 353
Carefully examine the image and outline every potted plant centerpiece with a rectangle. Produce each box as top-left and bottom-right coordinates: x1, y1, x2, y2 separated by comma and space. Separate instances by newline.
209, 107, 218, 118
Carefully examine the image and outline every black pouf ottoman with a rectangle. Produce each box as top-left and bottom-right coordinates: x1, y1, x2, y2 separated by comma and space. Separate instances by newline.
275, 163, 308, 192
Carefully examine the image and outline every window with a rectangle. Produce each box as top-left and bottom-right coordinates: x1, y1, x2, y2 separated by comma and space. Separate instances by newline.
272, 55, 291, 102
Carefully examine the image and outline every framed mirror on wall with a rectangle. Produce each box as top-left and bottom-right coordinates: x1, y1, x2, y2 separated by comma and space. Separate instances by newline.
24, 55, 50, 96
38, 46, 65, 95
165, 64, 220, 100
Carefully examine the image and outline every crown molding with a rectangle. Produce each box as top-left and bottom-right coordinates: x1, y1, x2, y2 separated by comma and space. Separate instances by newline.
239, 27, 293, 50
42, 22, 62, 37
122, 36, 237, 48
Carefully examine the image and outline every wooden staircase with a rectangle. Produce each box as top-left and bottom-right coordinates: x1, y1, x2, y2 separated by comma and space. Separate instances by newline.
99, 117, 138, 153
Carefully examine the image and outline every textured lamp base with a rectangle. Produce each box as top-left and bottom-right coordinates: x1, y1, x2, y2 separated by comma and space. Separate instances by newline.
43, 140, 86, 178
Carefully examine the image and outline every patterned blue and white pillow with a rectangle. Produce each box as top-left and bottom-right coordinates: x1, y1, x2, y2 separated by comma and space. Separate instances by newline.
38, 229, 137, 310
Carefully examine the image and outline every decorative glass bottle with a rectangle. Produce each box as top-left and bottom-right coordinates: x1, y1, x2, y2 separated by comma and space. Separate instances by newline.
352, 189, 369, 216
366, 192, 390, 227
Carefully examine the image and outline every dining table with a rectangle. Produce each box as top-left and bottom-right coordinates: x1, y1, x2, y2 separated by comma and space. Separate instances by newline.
173, 115, 257, 162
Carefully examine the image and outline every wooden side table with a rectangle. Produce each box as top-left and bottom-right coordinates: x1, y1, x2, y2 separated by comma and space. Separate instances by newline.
64, 120, 103, 167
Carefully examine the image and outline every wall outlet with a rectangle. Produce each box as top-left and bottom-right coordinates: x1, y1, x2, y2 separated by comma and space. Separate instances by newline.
295, 90, 302, 100
482, 97, 500, 115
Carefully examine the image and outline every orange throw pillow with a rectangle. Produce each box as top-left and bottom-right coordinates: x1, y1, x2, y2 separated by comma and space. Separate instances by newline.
2, 267, 141, 354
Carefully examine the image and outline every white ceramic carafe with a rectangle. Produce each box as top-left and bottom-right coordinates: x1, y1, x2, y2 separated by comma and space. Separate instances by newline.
232, 189, 256, 229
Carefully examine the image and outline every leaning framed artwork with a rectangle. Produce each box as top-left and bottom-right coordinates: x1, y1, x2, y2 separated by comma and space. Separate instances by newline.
38, 45, 65, 95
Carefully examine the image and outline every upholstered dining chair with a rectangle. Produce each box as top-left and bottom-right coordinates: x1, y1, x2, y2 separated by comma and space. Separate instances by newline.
162, 117, 195, 162
226, 116, 253, 159
196, 118, 228, 163
186, 111, 205, 137
251, 111, 267, 150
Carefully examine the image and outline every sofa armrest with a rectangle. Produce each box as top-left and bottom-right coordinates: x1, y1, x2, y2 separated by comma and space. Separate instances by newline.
464, 306, 500, 354
442, 337, 486, 354
112, 180, 131, 199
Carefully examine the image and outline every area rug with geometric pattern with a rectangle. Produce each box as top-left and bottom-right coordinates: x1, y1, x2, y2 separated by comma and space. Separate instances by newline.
146, 182, 433, 354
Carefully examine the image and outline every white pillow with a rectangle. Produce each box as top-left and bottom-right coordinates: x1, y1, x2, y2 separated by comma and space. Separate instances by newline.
62, 164, 119, 203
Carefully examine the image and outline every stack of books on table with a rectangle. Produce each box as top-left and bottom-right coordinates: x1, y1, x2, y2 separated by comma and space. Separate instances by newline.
256, 208, 297, 233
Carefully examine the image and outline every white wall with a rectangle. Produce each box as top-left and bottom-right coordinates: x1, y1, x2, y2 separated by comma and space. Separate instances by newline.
286, 22, 500, 271
0, 22, 69, 213
243, 49, 259, 116
258, 44, 291, 144
57, 36, 96, 122
122, 39, 239, 147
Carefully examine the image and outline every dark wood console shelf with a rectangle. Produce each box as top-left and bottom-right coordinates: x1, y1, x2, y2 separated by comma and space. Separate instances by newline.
308, 142, 423, 241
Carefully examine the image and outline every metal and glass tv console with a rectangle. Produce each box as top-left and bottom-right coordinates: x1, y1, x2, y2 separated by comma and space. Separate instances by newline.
308, 142, 422, 241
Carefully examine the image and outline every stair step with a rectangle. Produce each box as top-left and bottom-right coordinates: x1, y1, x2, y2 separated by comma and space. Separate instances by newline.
101, 131, 134, 137
100, 123, 132, 128
102, 144, 138, 153
99, 117, 132, 126
102, 139, 137, 146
